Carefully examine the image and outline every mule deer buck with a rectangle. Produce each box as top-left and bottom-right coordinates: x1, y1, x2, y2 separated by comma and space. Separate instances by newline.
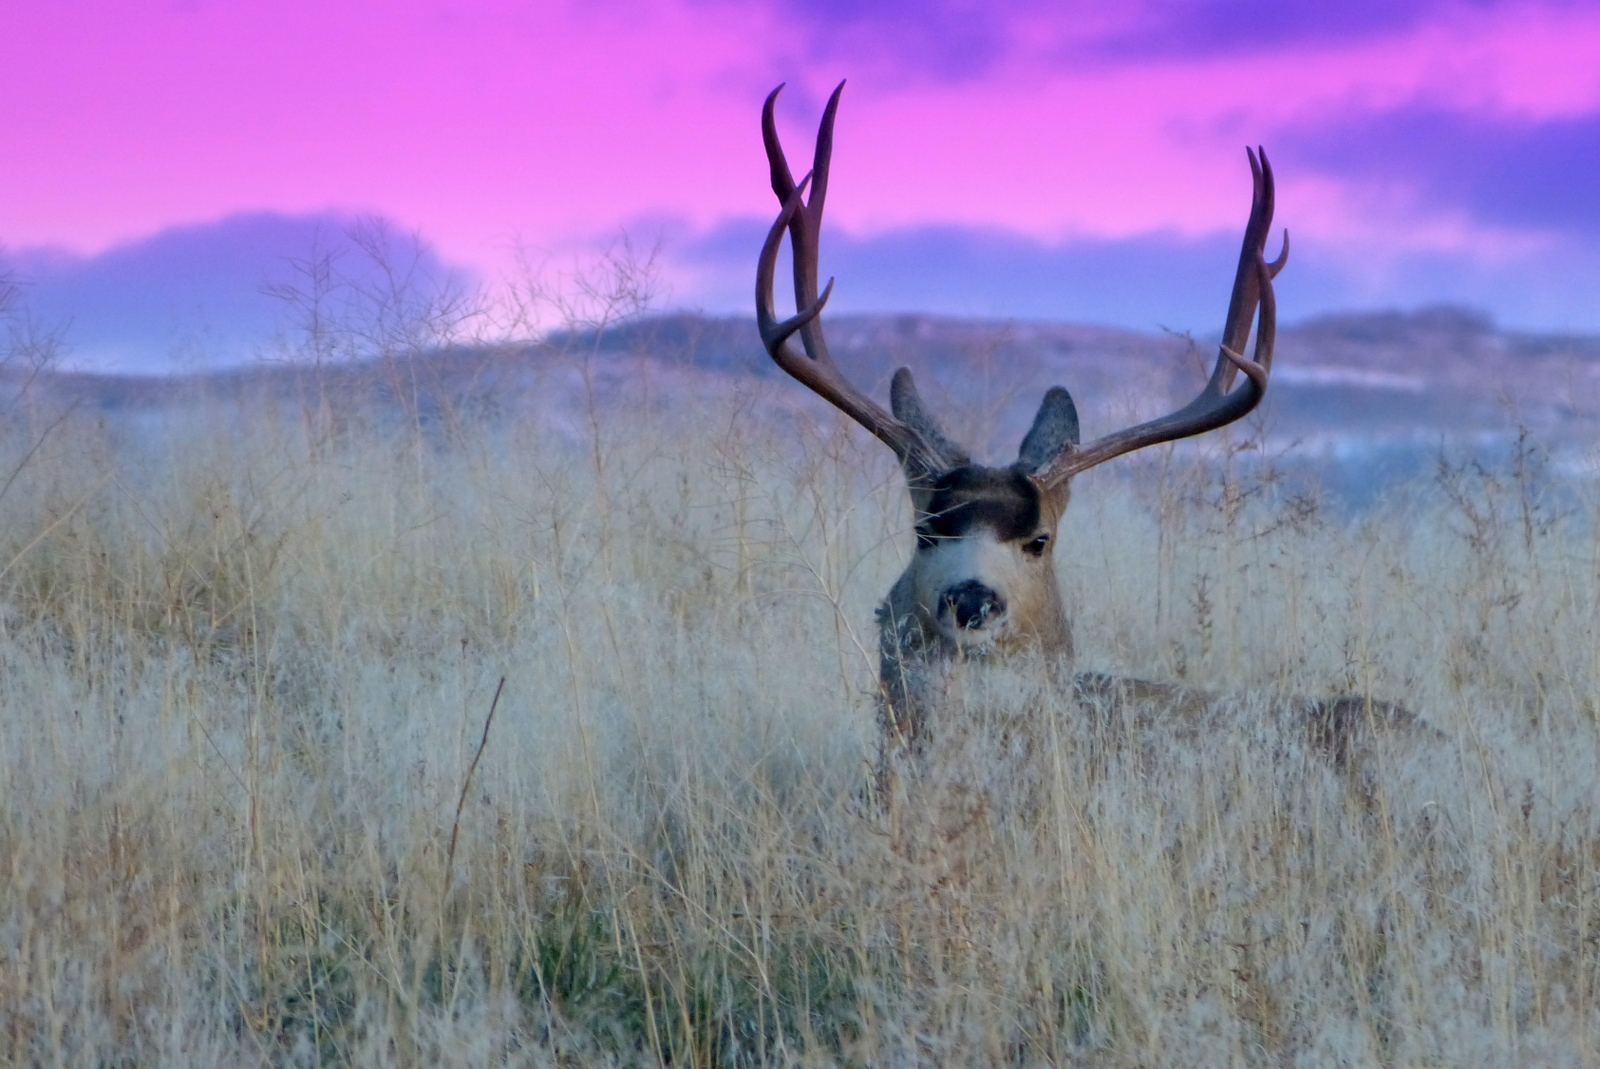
758, 83, 1420, 777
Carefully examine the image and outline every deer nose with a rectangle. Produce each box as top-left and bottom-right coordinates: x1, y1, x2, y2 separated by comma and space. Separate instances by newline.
942, 580, 1006, 630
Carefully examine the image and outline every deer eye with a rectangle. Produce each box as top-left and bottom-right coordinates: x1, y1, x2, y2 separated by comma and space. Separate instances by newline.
1022, 533, 1050, 558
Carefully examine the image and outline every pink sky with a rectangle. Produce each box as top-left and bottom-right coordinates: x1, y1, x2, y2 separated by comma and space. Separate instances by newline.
6, 0, 1600, 347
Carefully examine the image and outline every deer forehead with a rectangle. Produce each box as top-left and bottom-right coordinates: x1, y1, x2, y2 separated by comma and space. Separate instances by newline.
920, 466, 1045, 543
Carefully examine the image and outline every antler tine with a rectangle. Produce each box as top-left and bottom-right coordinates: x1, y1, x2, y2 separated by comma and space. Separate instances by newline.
757, 176, 835, 358
758, 82, 953, 479
762, 85, 798, 200
1039, 147, 1287, 489
763, 81, 844, 363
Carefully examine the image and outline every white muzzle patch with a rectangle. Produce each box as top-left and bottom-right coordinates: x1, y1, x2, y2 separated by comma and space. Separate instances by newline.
914, 535, 1016, 650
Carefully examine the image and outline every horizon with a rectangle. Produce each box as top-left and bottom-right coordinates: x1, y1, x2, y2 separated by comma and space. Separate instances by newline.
0, 276, 1583, 380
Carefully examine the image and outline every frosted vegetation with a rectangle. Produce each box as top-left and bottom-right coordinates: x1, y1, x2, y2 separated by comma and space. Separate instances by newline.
1, 255, 1599, 1066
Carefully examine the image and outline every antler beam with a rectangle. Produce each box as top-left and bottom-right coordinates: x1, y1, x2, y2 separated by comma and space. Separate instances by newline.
1036, 148, 1288, 488
756, 82, 960, 481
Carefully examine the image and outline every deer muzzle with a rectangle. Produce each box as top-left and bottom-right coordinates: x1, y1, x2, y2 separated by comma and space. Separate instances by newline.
941, 580, 1006, 633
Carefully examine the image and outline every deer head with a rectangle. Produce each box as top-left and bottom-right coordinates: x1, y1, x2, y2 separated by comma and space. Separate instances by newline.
756, 81, 1286, 743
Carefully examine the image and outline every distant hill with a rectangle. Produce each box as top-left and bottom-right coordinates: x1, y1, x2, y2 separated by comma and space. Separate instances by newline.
561, 308, 1600, 462
7, 308, 1598, 501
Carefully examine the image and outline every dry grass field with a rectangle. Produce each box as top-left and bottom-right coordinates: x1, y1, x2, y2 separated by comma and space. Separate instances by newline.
0, 354, 1598, 1067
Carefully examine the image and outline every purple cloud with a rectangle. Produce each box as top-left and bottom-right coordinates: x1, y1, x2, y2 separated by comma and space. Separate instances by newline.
1284, 106, 1600, 235
705, 0, 1516, 80
705, 0, 1026, 80
3, 213, 470, 372
671, 213, 1600, 332
1094, 0, 1506, 58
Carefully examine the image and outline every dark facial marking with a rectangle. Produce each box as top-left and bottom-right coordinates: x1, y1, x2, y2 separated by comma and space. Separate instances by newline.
916, 466, 1043, 549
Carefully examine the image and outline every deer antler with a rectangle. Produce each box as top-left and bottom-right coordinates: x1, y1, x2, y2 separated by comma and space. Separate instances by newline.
757, 82, 966, 482
1034, 148, 1288, 489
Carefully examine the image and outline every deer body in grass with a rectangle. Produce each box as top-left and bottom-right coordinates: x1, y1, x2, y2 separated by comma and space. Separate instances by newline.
756, 83, 1417, 772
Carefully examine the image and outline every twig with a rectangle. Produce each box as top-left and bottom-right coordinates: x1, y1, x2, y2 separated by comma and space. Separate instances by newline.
445, 676, 506, 896
0, 396, 82, 509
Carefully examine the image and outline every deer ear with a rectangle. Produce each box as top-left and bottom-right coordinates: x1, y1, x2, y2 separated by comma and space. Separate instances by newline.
1016, 387, 1080, 475
891, 368, 970, 470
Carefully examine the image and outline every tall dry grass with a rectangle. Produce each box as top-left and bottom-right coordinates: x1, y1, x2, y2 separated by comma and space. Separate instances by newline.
0, 363, 1597, 1067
